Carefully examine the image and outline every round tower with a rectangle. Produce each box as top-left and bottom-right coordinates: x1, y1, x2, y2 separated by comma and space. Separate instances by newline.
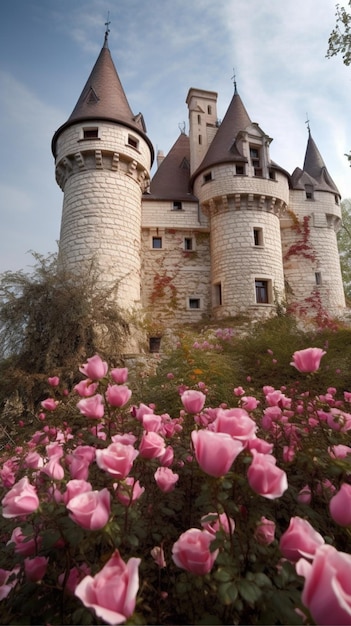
189, 88, 289, 319
282, 131, 345, 318
52, 33, 154, 312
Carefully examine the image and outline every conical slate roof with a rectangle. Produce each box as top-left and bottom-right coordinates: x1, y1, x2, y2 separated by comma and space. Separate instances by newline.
291, 132, 339, 194
192, 90, 251, 178
52, 35, 153, 159
146, 133, 197, 201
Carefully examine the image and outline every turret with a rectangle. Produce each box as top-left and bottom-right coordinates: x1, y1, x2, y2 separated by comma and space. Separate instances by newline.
188, 86, 289, 318
282, 130, 345, 317
52, 31, 154, 311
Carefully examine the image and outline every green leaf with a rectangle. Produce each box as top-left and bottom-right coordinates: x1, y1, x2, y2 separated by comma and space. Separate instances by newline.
237, 579, 261, 605
218, 581, 238, 605
213, 568, 233, 583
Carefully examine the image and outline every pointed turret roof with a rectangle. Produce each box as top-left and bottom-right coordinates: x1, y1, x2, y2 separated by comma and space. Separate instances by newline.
291, 132, 339, 195
191, 91, 252, 178
52, 35, 153, 160
145, 133, 197, 201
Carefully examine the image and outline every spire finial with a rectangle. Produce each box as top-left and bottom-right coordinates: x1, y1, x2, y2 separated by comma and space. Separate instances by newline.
305, 112, 311, 135
104, 12, 111, 47
231, 68, 238, 94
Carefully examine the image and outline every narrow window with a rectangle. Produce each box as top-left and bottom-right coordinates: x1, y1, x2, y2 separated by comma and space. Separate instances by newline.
335, 195, 339, 205
305, 184, 314, 200
149, 337, 161, 353
255, 280, 269, 304
184, 237, 193, 251
128, 135, 139, 149
315, 272, 322, 286
203, 172, 212, 184
214, 283, 222, 306
83, 127, 98, 139
207, 105, 212, 115
253, 228, 263, 246
197, 114, 201, 124
269, 169, 276, 180
188, 297, 200, 309
152, 237, 162, 249
173, 201, 182, 211
198, 134, 202, 145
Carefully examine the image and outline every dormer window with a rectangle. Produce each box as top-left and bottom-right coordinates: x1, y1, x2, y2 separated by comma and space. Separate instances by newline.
128, 135, 139, 149
250, 146, 262, 176
203, 172, 212, 184
305, 185, 314, 200
83, 127, 99, 139
235, 164, 245, 175
173, 201, 182, 211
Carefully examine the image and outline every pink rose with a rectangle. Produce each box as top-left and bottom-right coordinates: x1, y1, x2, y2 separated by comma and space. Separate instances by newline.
297, 485, 312, 504
115, 477, 145, 506
63, 479, 92, 505
279, 516, 324, 562
0, 566, 19, 600
77, 394, 105, 419
329, 483, 351, 526
290, 347, 326, 373
139, 432, 166, 459
96, 443, 138, 479
254, 516, 276, 545
212, 408, 257, 441
58, 564, 91, 595
24, 556, 48, 582
296, 545, 351, 625
67, 488, 110, 530
172, 528, 218, 575
74, 380, 99, 397
79, 355, 108, 380
41, 398, 58, 411
247, 450, 288, 500
106, 384, 132, 408
66, 445, 96, 480
48, 376, 60, 387
328, 444, 351, 458
111, 367, 128, 384
181, 390, 206, 414
154, 467, 179, 493
151, 546, 166, 568
75, 550, 140, 625
201, 512, 235, 536
7, 526, 39, 556
191, 429, 244, 477
2, 477, 40, 518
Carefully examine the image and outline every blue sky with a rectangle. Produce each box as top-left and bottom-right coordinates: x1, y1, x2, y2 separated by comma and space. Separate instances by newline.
0, 0, 350, 274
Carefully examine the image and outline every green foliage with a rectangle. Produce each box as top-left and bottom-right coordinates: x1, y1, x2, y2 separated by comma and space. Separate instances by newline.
337, 199, 351, 300
327, 2, 351, 66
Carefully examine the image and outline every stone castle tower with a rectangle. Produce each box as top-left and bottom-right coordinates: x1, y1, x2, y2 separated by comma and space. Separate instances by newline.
52, 34, 345, 338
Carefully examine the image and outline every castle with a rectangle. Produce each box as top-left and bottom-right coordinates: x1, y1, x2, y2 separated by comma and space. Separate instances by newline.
52, 32, 346, 343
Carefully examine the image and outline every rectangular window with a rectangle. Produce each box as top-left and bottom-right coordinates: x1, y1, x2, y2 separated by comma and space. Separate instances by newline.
305, 185, 314, 200
128, 135, 139, 149
255, 280, 269, 304
203, 172, 212, 184
152, 237, 162, 249
253, 228, 263, 246
235, 165, 244, 175
269, 169, 276, 180
184, 237, 193, 251
198, 134, 202, 145
188, 297, 200, 309
315, 272, 322, 286
172, 201, 182, 211
197, 114, 201, 124
214, 283, 222, 306
83, 127, 98, 139
207, 105, 212, 115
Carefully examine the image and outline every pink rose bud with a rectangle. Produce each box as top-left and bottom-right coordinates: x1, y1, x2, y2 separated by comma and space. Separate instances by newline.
329, 483, 351, 526
212, 407, 257, 441
290, 347, 326, 373
2, 477, 40, 518
297, 485, 312, 504
7, 527, 39, 556
79, 355, 108, 380
201, 512, 235, 536
181, 390, 206, 414
41, 398, 58, 411
154, 467, 179, 493
115, 477, 145, 506
279, 516, 324, 562
247, 450, 288, 500
254, 516, 276, 545
139, 432, 166, 459
191, 429, 244, 477
172, 528, 218, 575
75, 550, 140, 624
74, 380, 99, 397
106, 384, 132, 408
66, 488, 110, 530
24, 556, 48, 582
96, 443, 138, 479
48, 376, 60, 387
151, 546, 166, 568
77, 394, 105, 419
110, 367, 128, 384
296, 545, 351, 626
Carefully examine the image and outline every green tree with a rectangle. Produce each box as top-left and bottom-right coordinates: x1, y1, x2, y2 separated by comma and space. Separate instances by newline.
327, 1, 351, 65
337, 199, 351, 301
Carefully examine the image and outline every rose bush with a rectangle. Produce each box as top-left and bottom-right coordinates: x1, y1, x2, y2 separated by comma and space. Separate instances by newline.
0, 344, 350, 624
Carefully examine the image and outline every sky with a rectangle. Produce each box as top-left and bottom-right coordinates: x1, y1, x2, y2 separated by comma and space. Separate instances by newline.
0, 0, 351, 275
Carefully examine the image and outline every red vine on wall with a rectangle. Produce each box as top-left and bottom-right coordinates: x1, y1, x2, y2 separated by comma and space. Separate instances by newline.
150, 272, 178, 309
284, 215, 317, 263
